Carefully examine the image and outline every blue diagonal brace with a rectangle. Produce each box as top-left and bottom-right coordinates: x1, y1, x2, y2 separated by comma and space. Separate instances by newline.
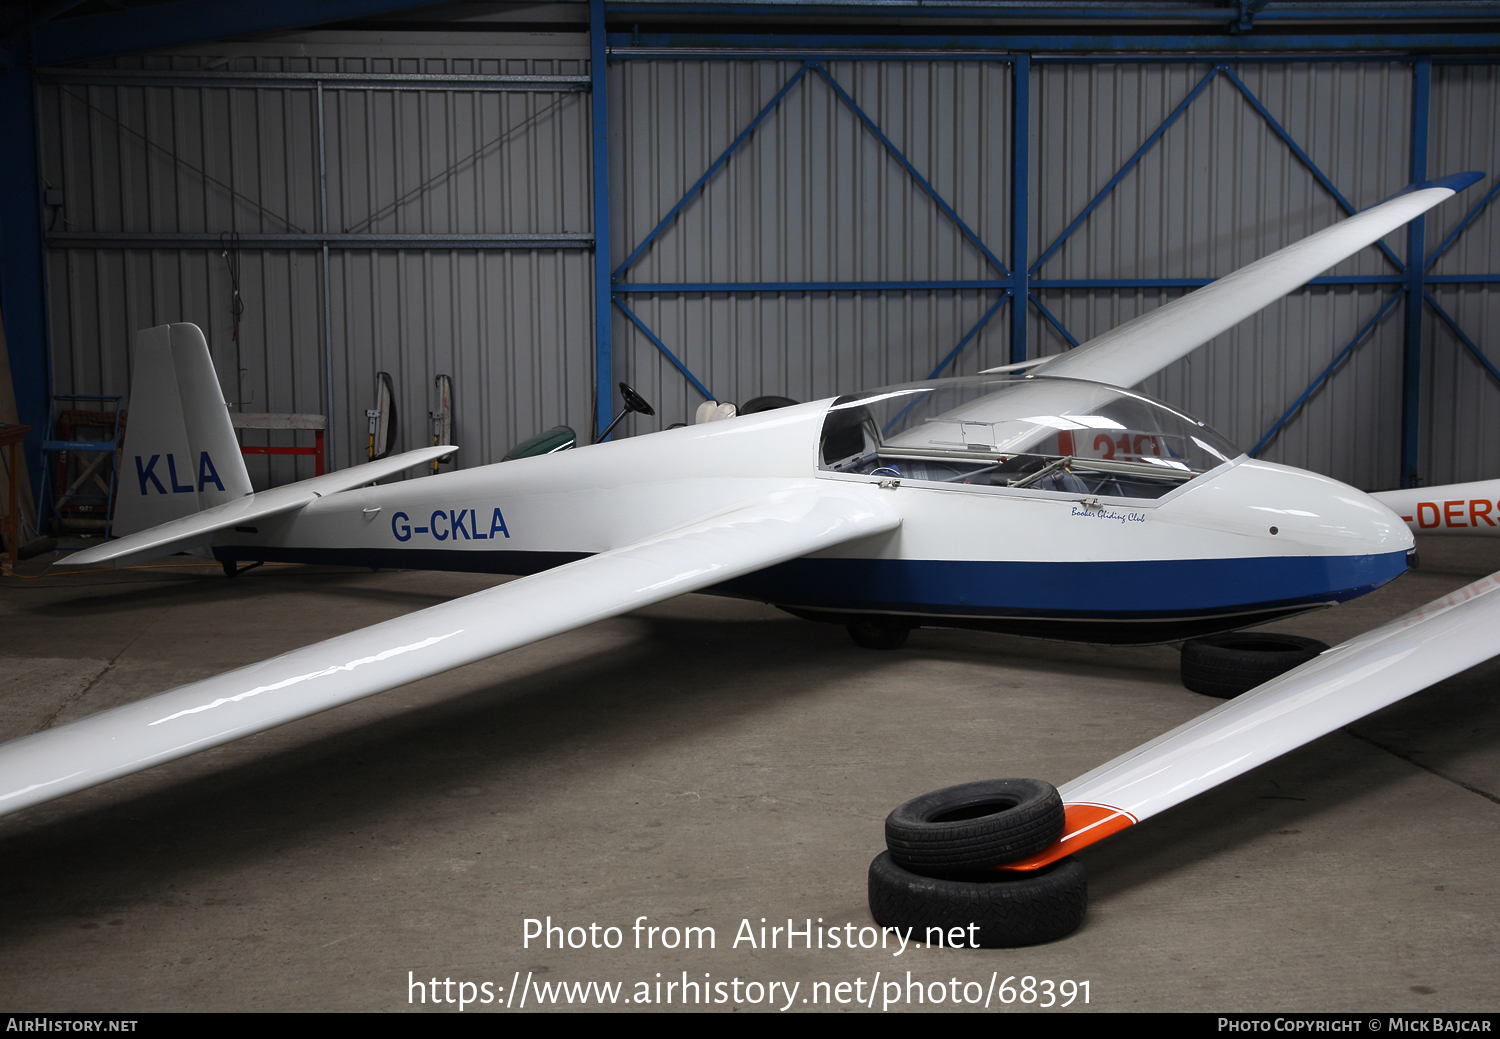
1222, 68, 1404, 273
613, 64, 811, 281
1028, 291, 1081, 349
1424, 290, 1500, 389
1425, 178, 1500, 273
613, 296, 716, 401
811, 63, 1009, 277
1249, 290, 1405, 457
1031, 65, 1221, 277
927, 293, 1009, 379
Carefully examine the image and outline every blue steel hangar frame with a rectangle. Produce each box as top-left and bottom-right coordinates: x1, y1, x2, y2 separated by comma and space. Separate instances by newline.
3, 3, 1500, 500
590, 10, 1500, 489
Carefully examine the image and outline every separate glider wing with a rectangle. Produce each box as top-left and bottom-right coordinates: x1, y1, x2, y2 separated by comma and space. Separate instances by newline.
1370, 479, 1500, 537
56, 446, 458, 570
0, 487, 898, 818
987, 172, 1483, 388
1005, 568, 1500, 869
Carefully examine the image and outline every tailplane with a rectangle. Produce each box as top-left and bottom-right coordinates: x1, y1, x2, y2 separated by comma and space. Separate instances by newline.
114, 323, 252, 537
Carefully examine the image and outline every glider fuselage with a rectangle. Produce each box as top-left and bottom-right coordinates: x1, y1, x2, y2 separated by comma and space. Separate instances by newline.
213, 388, 1413, 645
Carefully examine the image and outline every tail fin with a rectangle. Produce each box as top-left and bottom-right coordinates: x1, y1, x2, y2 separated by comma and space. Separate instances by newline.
114, 323, 252, 537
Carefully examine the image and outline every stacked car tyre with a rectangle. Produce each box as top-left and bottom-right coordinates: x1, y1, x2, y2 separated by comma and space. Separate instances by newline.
1180, 632, 1330, 698
867, 779, 1088, 947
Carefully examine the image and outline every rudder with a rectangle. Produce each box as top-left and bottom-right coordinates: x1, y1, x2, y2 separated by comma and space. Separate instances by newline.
115, 323, 251, 536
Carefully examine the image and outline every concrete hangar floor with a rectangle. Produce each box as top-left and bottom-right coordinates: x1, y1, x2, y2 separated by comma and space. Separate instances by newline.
0, 536, 1495, 1013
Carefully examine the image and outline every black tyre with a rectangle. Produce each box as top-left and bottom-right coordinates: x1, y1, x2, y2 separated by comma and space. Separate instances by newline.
739, 395, 800, 415
846, 618, 910, 650
868, 852, 1087, 948
16, 537, 57, 561
885, 778, 1064, 874
1181, 631, 1330, 698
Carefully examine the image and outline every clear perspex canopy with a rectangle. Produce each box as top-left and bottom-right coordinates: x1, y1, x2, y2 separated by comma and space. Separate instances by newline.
819, 376, 1241, 500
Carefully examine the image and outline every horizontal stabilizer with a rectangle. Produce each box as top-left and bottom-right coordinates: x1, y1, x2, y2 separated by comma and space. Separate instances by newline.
57, 446, 458, 569
988, 172, 1483, 388
0, 487, 897, 818
1005, 567, 1500, 869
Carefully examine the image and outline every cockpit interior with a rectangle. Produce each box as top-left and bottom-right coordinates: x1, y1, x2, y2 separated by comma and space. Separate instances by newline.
819, 376, 1241, 501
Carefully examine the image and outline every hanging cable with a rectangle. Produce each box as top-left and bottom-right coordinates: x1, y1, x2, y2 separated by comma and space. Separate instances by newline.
61, 86, 306, 233
61, 84, 569, 240
219, 231, 245, 343
343, 93, 573, 234
220, 231, 248, 414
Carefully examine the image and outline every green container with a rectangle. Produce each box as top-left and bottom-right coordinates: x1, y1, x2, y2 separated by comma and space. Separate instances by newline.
502, 425, 576, 461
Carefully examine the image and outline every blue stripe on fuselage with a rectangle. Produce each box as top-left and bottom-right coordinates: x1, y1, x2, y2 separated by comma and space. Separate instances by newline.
712, 551, 1409, 619
215, 544, 1407, 621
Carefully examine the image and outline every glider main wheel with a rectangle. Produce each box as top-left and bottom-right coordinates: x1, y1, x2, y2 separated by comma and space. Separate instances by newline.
845, 618, 910, 650
1180, 632, 1330, 698
885, 778, 1064, 875
867, 852, 1087, 948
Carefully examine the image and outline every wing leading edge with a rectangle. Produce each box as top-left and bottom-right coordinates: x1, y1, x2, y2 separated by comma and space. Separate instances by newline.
988, 172, 1483, 389
0, 486, 899, 819
1003, 568, 1500, 870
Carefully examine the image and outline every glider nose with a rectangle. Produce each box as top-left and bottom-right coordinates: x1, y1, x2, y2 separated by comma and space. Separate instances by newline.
1235, 460, 1408, 544
1174, 458, 1413, 600
1215, 458, 1414, 556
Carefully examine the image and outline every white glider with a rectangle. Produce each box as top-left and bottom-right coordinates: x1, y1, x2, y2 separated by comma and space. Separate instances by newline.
2, 170, 1493, 871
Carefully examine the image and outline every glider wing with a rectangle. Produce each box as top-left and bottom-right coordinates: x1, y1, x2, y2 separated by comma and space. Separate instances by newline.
0, 486, 898, 818
1005, 568, 1500, 869
1370, 479, 1500, 537
995, 172, 1483, 388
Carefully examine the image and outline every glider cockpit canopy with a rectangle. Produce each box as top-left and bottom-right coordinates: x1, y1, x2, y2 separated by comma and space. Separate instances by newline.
819, 376, 1240, 500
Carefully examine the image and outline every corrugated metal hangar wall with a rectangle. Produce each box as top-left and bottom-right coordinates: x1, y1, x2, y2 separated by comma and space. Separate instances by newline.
24, 4, 1500, 495
37, 35, 597, 487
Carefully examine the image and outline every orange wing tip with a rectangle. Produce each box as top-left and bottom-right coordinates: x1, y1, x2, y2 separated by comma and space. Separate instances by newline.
996, 802, 1137, 872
